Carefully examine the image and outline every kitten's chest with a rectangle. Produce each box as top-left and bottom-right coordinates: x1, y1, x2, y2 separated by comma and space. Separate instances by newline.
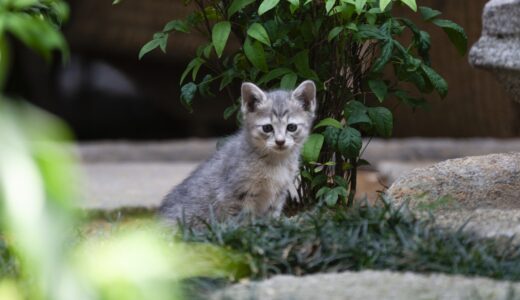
241, 159, 297, 211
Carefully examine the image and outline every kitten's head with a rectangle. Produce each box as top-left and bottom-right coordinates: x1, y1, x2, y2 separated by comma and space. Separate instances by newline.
241, 80, 317, 154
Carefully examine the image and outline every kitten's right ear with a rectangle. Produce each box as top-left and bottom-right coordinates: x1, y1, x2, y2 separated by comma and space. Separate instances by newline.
241, 82, 266, 113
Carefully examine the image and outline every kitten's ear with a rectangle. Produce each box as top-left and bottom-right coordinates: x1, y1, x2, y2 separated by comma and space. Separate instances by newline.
241, 82, 266, 113
292, 80, 316, 112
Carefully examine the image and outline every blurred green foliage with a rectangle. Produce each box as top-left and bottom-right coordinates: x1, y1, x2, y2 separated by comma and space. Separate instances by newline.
0, 1, 247, 299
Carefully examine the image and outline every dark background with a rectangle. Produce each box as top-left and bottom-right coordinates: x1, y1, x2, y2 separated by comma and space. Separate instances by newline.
6, 0, 520, 140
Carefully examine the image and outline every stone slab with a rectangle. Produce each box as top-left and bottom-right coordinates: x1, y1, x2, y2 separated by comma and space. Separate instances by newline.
80, 162, 198, 210
77, 138, 520, 165
212, 270, 520, 300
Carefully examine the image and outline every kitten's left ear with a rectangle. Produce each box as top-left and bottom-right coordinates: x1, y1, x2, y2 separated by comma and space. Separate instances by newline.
292, 80, 316, 112
241, 82, 266, 113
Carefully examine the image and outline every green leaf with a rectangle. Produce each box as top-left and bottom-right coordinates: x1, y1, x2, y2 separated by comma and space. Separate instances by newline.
357, 24, 386, 40
219, 70, 235, 91
258, 0, 280, 15
0, 37, 10, 90
243, 37, 268, 72
367, 107, 393, 137
280, 72, 298, 89
372, 40, 393, 72
400, 0, 417, 11
311, 174, 327, 189
247, 23, 271, 46
223, 103, 240, 120
338, 127, 362, 158
228, 0, 256, 17
293, 50, 318, 80
324, 190, 339, 206
354, 0, 367, 13
163, 20, 189, 33
258, 68, 292, 84
316, 186, 331, 199
139, 38, 162, 60
323, 126, 340, 149
5, 14, 68, 62
344, 101, 371, 125
432, 19, 468, 56
303, 133, 324, 163
180, 82, 197, 112
419, 6, 441, 21
198, 74, 214, 97
314, 118, 343, 129
333, 186, 348, 197
180, 57, 204, 84
380, 0, 392, 11
368, 79, 388, 102
328, 26, 344, 42
325, 0, 336, 13
212, 21, 231, 58
421, 64, 448, 98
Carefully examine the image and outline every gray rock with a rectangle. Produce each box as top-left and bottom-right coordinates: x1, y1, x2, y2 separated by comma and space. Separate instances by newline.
469, 0, 520, 103
387, 153, 520, 241
387, 152, 520, 211
212, 270, 520, 300
377, 160, 436, 184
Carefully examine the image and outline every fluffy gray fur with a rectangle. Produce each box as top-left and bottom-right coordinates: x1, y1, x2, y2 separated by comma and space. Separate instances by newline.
158, 80, 317, 226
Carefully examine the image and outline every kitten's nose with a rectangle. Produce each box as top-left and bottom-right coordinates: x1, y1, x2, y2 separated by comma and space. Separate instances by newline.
275, 140, 285, 146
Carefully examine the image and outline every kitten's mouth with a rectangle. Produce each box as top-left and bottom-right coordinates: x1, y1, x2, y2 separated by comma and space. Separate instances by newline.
274, 145, 288, 152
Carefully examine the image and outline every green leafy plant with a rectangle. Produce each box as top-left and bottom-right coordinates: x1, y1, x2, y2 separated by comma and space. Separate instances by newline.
139, 0, 467, 208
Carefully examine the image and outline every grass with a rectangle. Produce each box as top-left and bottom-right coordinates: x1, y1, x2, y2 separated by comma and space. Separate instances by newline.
179, 198, 520, 281
3, 198, 520, 299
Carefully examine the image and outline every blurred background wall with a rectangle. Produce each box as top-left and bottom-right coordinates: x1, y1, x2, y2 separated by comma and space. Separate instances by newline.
6, 0, 520, 140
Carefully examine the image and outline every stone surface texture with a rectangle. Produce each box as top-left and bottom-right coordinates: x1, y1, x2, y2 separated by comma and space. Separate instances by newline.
469, 0, 520, 102
388, 152, 520, 211
211, 270, 520, 300
77, 139, 520, 210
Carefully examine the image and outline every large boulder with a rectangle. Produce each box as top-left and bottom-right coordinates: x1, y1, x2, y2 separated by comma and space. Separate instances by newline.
387, 153, 520, 241
470, 0, 520, 103
211, 270, 520, 300
387, 152, 520, 211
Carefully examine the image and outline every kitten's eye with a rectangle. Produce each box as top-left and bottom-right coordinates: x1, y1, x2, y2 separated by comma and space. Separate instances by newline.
262, 124, 274, 133
287, 124, 298, 132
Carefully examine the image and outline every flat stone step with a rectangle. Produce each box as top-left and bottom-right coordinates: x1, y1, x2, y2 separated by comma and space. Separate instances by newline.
80, 162, 197, 210
212, 270, 520, 300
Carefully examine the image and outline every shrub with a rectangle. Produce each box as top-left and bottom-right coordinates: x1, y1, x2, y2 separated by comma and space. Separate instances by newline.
139, 0, 467, 208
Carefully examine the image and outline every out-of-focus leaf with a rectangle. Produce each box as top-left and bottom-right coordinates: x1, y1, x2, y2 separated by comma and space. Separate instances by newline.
243, 37, 268, 72
419, 6, 441, 21
368, 79, 388, 102
432, 19, 468, 56
180, 82, 197, 112
212, 21, 231, 58
5, 14, 68, 62
247, 23, 271, 46
367, 106, 393, 137
380, 0, 391, 11
314, 118, 343, 129
228, 0, 255, 17
337, 127, 362, 158
280, 72, 297, 89
302, 133, 324, 163
421, 64, 448, 98
258, 0, 280, 15
400, 0, 417, 11
163, 20, 189, 33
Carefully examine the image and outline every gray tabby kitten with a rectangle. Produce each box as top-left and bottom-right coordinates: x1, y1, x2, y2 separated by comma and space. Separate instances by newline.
159, 80, 316, 226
